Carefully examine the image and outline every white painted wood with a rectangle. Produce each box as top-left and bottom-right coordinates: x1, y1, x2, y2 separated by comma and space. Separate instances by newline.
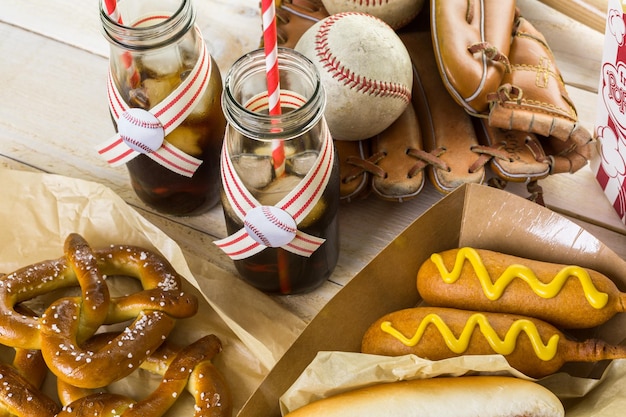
0, 0, 262, 74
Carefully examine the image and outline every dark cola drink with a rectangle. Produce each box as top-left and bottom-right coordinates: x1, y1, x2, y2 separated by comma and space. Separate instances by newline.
219, 48, 340, 294
222, 154, 340, 294
123, 58, 226, 216
101, 0, 225, 216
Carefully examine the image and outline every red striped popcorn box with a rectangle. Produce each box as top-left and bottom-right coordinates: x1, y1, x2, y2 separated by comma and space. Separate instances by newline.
594, 0, 626, 224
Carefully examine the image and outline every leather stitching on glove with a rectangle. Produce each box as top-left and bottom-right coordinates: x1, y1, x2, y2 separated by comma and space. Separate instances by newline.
406, 147, 449, 173
468, 42, 511, 73
344, 153, 386, 181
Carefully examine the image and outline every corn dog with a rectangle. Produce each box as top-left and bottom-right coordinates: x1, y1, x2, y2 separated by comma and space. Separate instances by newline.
361, 306, 626, 378
416, 247, 626, 328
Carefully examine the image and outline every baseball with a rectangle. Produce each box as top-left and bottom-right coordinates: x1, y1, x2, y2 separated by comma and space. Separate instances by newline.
244, 205, 298, 248
295, 12, 413, 141
118, 108, 164, 154
321, 0, 425, 30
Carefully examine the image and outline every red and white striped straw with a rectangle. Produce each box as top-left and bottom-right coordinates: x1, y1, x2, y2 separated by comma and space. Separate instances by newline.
103, 0, 122, 23
261, 0, 281, 115
261, 0, 286, 177
104, 0, 140, 88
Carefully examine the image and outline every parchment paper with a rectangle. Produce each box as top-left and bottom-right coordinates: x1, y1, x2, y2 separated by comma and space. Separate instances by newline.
0, 168, 306, 415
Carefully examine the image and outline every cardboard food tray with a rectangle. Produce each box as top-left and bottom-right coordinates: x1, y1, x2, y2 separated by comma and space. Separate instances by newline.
238, 182, 626, 417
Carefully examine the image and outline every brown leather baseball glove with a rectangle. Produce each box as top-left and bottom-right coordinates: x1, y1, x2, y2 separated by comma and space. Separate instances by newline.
487, 15, 592, 147
430, 0, 594, 197
402, 30, 489, 195
430, 0, 517, 116
266, 0, 592, 204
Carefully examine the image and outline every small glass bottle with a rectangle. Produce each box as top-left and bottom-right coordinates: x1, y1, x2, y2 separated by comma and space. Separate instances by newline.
99, 0, 225, 216
218, 48, 340, 294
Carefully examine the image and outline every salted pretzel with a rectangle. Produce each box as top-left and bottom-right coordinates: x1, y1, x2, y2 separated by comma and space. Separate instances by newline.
1, 235, 198, 351
56, 334, 231, 417
35, 234, 198, 388
0, 303, 58, 416
0, 362, 60, 417
0, 346, 60, 417
139, 335, 232, 416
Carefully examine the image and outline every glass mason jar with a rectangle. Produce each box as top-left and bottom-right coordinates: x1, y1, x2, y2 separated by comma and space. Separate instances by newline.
99, 0, 225, 216
218, 48, 340, 294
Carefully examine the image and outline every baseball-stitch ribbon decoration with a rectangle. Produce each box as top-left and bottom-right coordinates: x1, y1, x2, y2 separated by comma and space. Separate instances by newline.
96, 21, 211, 178
215, 91, 335, 260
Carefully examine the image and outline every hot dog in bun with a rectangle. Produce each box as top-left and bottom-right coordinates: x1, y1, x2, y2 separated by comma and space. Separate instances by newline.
284, 376, 564, 417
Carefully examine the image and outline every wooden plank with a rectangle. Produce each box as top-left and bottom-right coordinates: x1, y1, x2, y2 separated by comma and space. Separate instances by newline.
1, 1, 105, 56
536, 0, 608, 33
0, 0, 262, 78
510, 165, 626, 234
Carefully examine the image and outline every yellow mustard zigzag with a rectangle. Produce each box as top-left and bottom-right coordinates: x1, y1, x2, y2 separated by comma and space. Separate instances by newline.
430, 247, 608, 309
381, 312, 559, 361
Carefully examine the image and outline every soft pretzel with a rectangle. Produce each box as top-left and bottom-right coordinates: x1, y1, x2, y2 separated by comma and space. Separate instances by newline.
139, 336, 232, 417
7, 304, 50, 389
37, 234, 198, 388
0, 233, 198, 350
0, 346, 60, 417
56, 334, 231, 417
0, 363, 60, 417
10, 347, 48, 391
41, 306, 176, 389
0, 234, 233, 415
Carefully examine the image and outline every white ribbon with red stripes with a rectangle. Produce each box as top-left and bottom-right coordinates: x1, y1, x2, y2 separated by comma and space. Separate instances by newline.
96, 25, 210, 178
215, 96, 334, 260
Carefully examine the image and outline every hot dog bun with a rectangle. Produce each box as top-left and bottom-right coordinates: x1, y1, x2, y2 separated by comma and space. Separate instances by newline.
284, 376, 564, 417
417, 247, 626, 328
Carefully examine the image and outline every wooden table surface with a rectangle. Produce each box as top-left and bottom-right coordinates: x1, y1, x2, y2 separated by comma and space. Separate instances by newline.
1, 0, 625, 323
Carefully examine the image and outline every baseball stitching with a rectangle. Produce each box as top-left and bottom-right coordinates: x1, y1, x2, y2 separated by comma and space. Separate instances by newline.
120, 135, 155, 153
262, 206, 297, 234
122, 111, 162, 130
244, 221, 272, 247
314, 12, 411, 102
